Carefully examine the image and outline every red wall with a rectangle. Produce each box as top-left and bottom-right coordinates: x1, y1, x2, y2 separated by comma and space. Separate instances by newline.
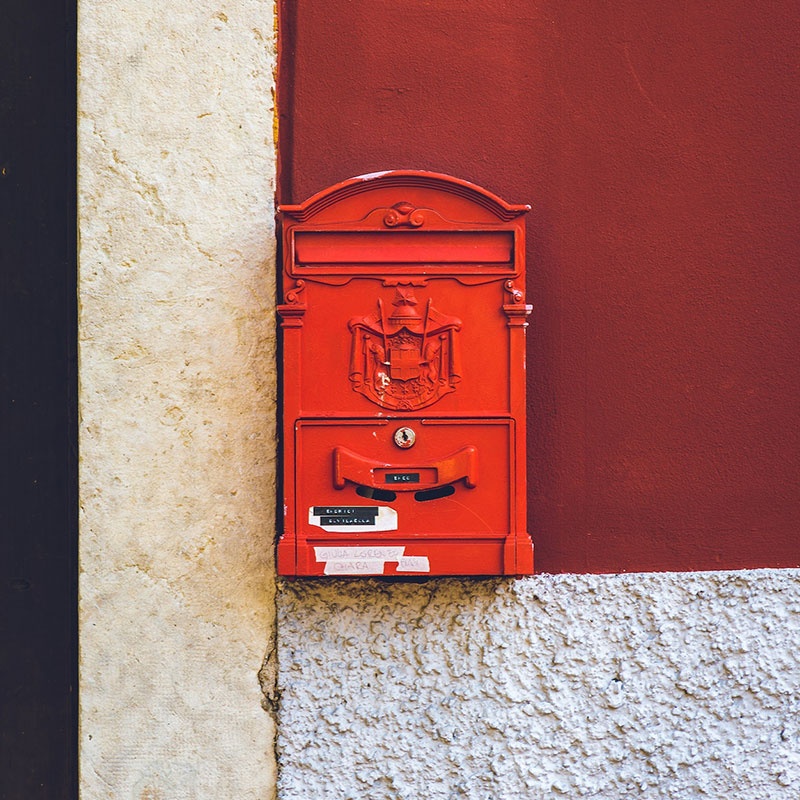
278, 0, 800, 573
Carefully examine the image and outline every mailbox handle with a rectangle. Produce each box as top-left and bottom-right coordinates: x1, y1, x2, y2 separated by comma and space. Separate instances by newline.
333, 445, 478, 491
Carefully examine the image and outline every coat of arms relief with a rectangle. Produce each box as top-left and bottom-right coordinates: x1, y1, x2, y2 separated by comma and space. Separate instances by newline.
348, 286, 462, 410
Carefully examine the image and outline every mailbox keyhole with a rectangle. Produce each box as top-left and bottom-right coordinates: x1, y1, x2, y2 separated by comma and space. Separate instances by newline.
393, 426, 416, 448
356, 485, 397, 502
414, 485, 456, 502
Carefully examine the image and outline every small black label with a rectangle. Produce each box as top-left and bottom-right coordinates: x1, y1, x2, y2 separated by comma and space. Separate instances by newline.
312, 506, 379, 517
320, 515, 376, 526
385, 473, 420, 483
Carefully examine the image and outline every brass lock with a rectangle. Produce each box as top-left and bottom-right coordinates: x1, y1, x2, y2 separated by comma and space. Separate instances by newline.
393, 426, 416, 448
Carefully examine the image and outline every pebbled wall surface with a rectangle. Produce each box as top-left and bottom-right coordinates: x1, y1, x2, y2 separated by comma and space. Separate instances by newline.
278, 570, 800, 799
78, 1, 277, 797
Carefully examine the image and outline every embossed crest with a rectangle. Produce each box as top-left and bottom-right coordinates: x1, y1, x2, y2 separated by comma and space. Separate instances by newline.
348, 287, 462, 410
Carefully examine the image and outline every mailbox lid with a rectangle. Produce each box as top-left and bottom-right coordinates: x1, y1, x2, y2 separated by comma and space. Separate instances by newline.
279, 171, 531, 419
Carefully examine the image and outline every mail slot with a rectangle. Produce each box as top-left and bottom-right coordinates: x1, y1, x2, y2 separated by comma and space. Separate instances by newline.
277, 171, 533, 576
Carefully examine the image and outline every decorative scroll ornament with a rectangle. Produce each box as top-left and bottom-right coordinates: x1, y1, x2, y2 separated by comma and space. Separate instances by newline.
277, 280, 307, 327
502, 279, 532, 327
383, 201, 426, 228
284, 279, 306, 304
348, 287, 462, 410
504, 279, 524, 303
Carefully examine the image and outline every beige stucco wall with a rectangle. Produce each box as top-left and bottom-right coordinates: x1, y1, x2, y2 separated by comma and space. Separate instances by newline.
78, 2, 277, 797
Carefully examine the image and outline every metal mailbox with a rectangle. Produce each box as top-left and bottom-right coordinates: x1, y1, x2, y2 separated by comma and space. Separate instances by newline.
277, 171, 533, 576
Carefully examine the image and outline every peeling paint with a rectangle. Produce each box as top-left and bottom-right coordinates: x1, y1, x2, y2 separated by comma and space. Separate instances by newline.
353, 170, 392, 180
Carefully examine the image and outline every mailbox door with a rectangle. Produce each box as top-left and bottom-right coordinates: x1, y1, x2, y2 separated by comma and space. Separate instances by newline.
293, 418, 514, 576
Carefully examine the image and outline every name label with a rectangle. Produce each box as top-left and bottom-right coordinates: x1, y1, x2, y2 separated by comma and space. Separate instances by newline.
312, 506, 379, 517
320, 515, 375, 526
308, 505, 398, 533
385, 473, 420, 483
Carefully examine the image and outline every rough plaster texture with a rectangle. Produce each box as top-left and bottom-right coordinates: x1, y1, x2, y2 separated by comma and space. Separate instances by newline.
278, 570, 800, 799
78, 1, 277, 797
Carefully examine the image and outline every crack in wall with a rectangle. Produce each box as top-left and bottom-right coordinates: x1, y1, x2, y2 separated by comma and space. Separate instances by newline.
258, 640, 280, 714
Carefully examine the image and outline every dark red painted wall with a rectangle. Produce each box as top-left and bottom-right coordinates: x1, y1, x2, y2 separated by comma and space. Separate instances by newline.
278, 0, 800, 573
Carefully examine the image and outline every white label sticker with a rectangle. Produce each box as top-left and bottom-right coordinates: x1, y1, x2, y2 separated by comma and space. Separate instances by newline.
308, 505, 398, 533
323, 559, 386, 575
396, 556, 431, 572
315, 546, 405, 562
314, 545, 430, 575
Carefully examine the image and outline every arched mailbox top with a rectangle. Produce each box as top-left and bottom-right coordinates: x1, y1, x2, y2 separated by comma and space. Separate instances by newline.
279, 170, 531, 223
280, 171, 530, 279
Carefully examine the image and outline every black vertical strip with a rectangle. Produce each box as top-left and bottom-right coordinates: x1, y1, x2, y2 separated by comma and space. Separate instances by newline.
0, 0, 78, 797
277, 0, 297, 203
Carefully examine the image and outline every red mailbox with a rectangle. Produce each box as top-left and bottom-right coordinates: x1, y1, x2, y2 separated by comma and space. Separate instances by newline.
277, 171, 533, 576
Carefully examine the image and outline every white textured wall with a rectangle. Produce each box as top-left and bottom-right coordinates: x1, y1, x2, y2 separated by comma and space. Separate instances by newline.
278, 570, 800, 799
78, 1, 277, 797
